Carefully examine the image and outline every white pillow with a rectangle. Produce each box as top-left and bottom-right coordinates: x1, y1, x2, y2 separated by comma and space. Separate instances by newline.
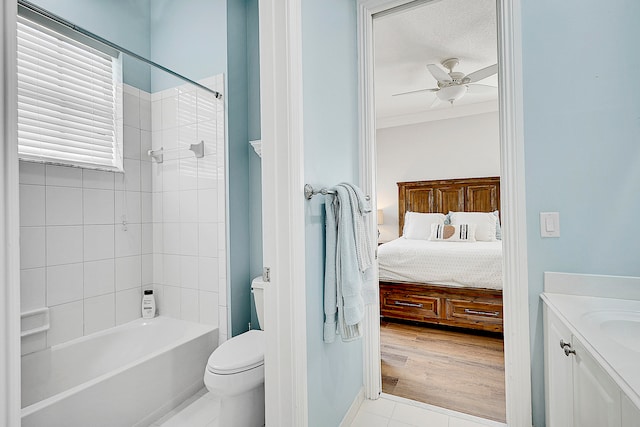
429, 223, 477, 242
449, 212, 497, 242
403, 212, 446, 240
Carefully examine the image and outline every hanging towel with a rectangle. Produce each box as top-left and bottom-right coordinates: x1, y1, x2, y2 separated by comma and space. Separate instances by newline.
323, 183, 375, 343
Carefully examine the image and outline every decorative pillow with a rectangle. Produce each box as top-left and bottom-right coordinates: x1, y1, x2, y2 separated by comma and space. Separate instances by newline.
492, 210, 502, 240
403, 212, 446, 240
448, 211, 497, 242
429, 223, 477, 242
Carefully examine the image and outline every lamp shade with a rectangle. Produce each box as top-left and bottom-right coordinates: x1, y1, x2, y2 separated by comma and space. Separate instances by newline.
436, 85, 468, 104
377, 209, 384, 225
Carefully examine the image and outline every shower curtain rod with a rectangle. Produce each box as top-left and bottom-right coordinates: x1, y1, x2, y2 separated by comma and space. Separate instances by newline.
17, 0, 223, 100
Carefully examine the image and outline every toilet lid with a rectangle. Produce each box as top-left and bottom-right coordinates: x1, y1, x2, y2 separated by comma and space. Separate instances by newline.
207, 330, 265, 374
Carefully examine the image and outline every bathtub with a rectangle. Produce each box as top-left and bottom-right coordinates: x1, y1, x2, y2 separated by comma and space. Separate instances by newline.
21, 316, 218, 427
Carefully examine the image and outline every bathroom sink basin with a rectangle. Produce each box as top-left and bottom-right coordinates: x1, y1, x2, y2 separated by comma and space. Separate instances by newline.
582, 311, 640, 353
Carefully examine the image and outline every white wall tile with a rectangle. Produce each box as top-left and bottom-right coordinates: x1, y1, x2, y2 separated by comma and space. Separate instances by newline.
83, 225, 115, 261
116, 288, 142, 325
141, 223, 153, 255
163, 191, 180, 223
46, 186, 83, 226
47, 226, 83, 266
163, 159, 179, 192
20, 184, 45, 227
152, 193, 163, 223
115, 223, 141, 258
83, 169, 114, 190
218, 307, 228, 337
152, 100, 162, 132
153, 254, 164, 285
20, 227, 46, 269
180, 223, 198, 256
115, 159, 141, 192
140, 161, 152, 192
153, 223, 164, 254
197, 189, 218, 223
197, 155, 217, 189
83, 189, 115, 225
197, 120, 217, 156
180, 288, 199, 322
141, 192, 152, 224
164, 254, 180, 286
140, 130, 152, 159
141, 254, 153, 285
20, 268, 46, 311
162, 127, 179, 154
198, 257, 218, 292
161, 95, 178, 130
179, 190, 198, 223
21, 333, 47, 356
180, 256, 198, 289
115, 255, 142, 291
198, 224, 217, 257
178, 123, 197, 155
178, 91, 197, 127
151, 161, 163, 193
123, 125, 141, 160
115, 191, 141, 224
163, 285, 181, 318
218, 271, 227, 307
19, 161, 45, 185
47, 300, 83, 346
199, 291, 218, 326
84, 259, 115, 298
46, 165, 82, 187
179, 158, 198, 191
123, 92, 140, 128
46, 263, 83, 306
152, 284, 165, 314
163, 223, 180, 255
84, 293, 115, 335
140, 98, 151, 132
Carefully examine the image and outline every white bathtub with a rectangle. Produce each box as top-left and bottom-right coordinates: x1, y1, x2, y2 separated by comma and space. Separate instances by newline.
21, 316, 217, 427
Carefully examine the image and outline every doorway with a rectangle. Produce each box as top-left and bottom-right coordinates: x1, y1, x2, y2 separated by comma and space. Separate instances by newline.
357, 0, 532, 425
373, 0, 505, 421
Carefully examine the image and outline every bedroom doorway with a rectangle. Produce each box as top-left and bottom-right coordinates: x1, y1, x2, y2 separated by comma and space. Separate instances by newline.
358, 0, 532, 425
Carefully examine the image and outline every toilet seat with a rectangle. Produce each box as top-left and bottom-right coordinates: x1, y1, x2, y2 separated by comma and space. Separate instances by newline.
207, 330, 265, 375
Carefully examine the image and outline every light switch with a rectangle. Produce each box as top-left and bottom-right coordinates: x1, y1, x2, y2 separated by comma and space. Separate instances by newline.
540, 212, 560, 237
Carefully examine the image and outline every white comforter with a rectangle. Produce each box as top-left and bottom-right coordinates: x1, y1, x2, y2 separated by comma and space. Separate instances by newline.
377, 238, 503, 290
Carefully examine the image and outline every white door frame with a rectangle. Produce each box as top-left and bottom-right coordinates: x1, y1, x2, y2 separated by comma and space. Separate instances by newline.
356, 0, 533, 426
258, 1, 309, 426
1, 0, 22, 425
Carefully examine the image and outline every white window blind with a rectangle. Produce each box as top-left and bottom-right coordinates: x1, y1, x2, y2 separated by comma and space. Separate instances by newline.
17, 14, 123, 171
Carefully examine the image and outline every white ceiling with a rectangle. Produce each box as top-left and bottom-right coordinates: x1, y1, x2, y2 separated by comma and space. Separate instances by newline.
374, 0, 498, 128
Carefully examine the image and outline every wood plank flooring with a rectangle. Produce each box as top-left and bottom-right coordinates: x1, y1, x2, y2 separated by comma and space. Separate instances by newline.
380, 319, 506, 422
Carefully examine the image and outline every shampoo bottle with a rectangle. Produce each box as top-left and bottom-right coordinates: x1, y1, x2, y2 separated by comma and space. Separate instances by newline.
142, 290, 156, 319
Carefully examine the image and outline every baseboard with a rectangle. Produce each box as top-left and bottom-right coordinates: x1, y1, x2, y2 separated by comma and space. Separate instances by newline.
339, 387, 365, 427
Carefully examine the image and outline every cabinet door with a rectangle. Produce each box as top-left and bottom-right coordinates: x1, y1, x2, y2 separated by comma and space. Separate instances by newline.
544, 305, 574, 427
622, 394, 640, 427
572, 337, 621, 427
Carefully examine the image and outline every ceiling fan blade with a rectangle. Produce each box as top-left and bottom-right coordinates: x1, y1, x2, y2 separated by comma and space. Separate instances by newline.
466, 84, 498, 94
464, 64, 498, 83
392, 87, 439, 97
426, 64, 452, 82
430, 97, 441, 108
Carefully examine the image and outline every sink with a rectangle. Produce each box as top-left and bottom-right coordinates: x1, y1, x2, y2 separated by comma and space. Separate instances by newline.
582, 311, 640, 353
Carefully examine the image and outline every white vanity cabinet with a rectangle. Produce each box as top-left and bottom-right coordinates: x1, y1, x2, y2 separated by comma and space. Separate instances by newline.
544, 303, 637, 427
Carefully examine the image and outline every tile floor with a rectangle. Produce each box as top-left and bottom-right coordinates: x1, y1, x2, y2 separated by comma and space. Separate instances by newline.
154, 389, 506, 427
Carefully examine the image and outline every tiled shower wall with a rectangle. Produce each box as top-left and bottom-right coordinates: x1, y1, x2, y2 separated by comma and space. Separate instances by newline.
19, 76, 227, 352
150, 75, 228, 343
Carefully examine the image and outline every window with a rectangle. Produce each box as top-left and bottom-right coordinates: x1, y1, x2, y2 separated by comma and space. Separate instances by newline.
17, 14, 123, 171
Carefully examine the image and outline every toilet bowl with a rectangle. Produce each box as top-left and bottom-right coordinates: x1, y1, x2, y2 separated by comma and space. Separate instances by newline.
204, 277, 266, 427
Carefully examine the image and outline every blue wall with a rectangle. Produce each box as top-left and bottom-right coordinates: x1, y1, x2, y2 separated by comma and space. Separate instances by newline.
521, 1, 640, 425
302, 1, 363, 426
149, 0, 227, 92
31, 0, 151, 91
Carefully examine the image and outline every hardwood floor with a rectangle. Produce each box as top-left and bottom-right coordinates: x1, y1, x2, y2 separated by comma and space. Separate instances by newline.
380, 319, 506, 422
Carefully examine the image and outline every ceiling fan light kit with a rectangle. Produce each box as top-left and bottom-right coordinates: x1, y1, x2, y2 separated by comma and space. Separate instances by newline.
393, 57, 498, 107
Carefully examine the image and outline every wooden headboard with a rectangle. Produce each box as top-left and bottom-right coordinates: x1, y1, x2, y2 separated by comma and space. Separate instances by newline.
398, 177, 500, 235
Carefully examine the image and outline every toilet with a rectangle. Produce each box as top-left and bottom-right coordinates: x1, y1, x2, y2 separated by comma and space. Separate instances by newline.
204, 277, 266, 427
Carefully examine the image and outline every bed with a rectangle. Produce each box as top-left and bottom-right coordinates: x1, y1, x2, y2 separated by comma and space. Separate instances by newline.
378, 177, 504, 333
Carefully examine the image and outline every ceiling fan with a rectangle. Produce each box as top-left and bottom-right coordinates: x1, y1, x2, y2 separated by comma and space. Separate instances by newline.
393, 58, 498, 106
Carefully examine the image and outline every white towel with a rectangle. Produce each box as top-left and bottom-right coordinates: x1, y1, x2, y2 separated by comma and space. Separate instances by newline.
323, 183, 375, 343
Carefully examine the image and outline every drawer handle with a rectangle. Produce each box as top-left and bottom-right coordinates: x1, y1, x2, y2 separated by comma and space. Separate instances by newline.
464, 308, 500, 317
394, 301, 423, 308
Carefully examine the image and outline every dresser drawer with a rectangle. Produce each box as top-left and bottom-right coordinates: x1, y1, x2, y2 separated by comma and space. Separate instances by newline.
446, 299, 503, 327
380, 290, 441, 322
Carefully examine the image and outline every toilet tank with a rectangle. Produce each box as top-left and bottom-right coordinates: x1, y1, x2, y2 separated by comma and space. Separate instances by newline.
251, 277, 266, 330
